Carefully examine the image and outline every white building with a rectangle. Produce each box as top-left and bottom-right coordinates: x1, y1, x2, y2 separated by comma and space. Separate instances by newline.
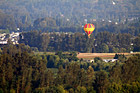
0, 40, 7, 44
103, 59, 117, 63
0, 32, 20, 45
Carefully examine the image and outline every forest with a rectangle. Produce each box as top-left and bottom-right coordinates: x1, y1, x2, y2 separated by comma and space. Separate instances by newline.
0, 0, 140, 92
0, 44, 140, 92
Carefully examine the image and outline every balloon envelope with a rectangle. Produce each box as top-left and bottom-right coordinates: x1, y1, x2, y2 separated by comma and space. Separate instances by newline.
84, 24, 95, 38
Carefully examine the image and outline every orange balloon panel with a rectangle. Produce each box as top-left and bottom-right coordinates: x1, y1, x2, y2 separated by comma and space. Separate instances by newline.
84, 24, 95, 38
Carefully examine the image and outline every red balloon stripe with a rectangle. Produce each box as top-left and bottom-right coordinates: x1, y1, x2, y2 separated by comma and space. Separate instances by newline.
84, 24, 87, 28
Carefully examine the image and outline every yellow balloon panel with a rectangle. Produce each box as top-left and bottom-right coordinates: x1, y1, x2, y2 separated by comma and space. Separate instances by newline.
84, 28, 95, 31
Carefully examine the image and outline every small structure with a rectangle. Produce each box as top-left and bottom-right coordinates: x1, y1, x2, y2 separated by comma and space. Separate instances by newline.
130, 51, 133, 53
103, 59, 117, 63
0, 40, 8, 44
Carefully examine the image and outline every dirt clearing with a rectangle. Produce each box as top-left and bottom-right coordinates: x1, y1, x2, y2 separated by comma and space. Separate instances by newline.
77, 53, 137, 59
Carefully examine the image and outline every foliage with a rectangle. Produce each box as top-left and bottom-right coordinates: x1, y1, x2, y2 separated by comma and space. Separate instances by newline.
114, 54, 127, 62
0, 44, 47, 92
133, 35, 140, 52
0, 29, 9, 34
94, 57, 103, 63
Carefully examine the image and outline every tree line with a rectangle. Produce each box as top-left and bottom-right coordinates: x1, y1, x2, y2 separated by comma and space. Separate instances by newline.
19, 31, 140, 53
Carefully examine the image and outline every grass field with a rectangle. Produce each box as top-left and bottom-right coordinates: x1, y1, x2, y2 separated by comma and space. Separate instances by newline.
77, 53, 139, 59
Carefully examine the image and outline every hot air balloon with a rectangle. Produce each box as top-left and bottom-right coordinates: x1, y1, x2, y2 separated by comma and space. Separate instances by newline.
84, 24, 95, 38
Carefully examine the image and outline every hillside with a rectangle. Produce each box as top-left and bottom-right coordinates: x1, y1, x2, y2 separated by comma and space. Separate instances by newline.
0, 0, 140, 27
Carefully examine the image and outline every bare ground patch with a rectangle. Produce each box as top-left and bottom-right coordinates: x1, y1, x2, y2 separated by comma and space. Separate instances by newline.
77, 53, 134, 59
